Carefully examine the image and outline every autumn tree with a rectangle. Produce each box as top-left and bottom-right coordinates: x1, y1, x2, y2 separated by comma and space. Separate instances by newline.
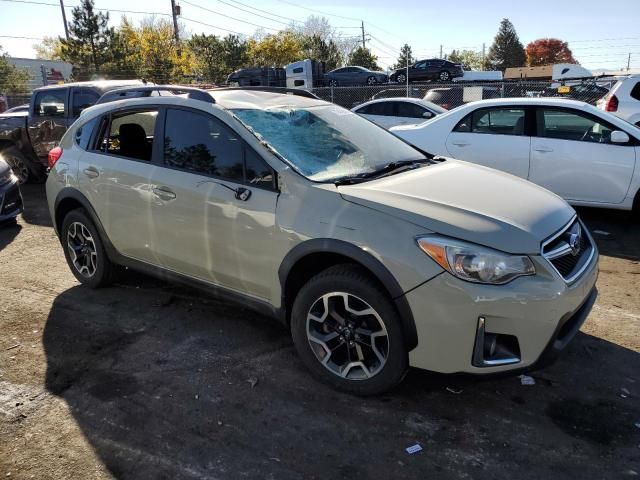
347, 47, 379, 70
33, 36, 63, 60
0, 46, 30, 94
486, 18, 526, 71
526, 38, 576, 66
60, 0, 115, 78
249, 31, 303, 66
393, 44, 415, 69
448, 49, 484, 70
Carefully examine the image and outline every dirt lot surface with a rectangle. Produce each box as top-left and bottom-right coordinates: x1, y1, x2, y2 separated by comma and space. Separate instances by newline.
1, 185, 639, 479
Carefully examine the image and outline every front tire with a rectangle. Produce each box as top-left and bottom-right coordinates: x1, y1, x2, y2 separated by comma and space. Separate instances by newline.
439, 70, 451, 81
61, 209, 115, 288
329, 79, 338, 87
366, 76, 377, 85
290, 264, 408, 395
396, 73, 407, 84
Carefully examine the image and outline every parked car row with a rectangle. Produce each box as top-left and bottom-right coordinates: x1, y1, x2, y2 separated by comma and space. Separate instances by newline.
40, 84, 601, 395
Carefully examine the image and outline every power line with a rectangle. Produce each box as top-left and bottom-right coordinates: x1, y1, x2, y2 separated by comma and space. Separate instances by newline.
180, 16, 245, 36
0, 0, 171, 16
213, 0, 303, 26
181, 0, 280, 31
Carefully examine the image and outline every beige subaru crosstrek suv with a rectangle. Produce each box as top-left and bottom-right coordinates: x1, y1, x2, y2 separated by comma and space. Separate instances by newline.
46, 87, 598, 395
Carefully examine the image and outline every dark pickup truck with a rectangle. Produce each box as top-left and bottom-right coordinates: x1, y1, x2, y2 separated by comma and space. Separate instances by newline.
0, 80, 143, 182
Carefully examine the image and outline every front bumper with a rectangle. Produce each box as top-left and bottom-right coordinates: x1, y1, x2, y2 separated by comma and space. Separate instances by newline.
0, 179, 23, 222
405, 250, 599, 374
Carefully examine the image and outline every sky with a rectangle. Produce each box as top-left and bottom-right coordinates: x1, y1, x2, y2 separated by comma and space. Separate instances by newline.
1, 0, 639, 72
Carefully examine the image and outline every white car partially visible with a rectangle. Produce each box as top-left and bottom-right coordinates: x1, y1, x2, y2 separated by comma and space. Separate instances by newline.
391, 97, 640, 212
351, 98, 445, 129
596, 75, 640, 127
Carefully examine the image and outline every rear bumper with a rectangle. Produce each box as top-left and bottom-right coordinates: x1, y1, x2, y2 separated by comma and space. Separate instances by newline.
0, 179, 23, 222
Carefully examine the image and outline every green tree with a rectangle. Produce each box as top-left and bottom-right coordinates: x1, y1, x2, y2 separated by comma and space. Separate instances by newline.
300, 34, 342, 70
486, 18, 526, 71
0, 47, 30, 94
60, 0, 115, 78
221, 35, 251, 73
448, 49, 484, 70
347, 47, 379, 70
189, 34, 226, 83
393, 44, 415, 69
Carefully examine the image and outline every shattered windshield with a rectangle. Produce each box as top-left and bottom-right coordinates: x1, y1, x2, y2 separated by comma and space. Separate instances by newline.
231, 105, 426, 182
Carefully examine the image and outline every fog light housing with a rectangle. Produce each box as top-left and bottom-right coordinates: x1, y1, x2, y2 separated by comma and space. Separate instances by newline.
472, 317, 521, 367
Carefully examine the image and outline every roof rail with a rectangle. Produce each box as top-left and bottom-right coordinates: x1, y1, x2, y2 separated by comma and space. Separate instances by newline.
96, 85, 216, 105
211, 86, 319, 99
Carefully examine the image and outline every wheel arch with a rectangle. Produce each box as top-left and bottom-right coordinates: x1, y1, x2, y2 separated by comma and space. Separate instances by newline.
278, 238, 418, 350
53, 188, 117, 258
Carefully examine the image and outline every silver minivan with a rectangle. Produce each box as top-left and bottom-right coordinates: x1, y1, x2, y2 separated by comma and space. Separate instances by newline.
46, 87, 598, 395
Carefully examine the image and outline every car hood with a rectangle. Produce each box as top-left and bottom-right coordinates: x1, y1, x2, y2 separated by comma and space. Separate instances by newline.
337, 159, 575, 254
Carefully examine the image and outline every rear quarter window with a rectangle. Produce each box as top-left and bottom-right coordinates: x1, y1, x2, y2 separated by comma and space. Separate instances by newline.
630, 81, 640, 101
74, 117, 99, 150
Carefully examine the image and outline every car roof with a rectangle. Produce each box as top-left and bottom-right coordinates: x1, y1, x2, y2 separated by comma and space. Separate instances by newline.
455, 97, 592, 108
354, 97, 434, 108
34, 80, 145, 92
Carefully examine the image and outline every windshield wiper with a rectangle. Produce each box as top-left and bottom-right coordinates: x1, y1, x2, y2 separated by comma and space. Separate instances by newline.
334, 158, 432, 186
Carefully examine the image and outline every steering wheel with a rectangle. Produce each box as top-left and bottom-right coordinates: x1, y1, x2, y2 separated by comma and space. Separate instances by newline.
580, 128, 599, 143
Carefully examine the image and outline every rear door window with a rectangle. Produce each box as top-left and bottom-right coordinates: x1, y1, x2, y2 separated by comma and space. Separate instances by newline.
359, 102, 395, 116
455, 108, 526, 135
396, 102, 428, 119
71, 88, 100, 117
96, 109, 158, 161
630, 81, 640, 101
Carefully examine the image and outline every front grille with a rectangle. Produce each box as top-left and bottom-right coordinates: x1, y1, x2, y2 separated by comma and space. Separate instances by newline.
542, 218, 593, 282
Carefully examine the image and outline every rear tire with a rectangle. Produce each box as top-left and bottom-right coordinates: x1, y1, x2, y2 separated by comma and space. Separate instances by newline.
439, 70, 451, 81
396, 73, 407, 84
366, 76, 377, 85
329, 79, 338, 87
290, 264, 408, 395
61, 209, 115, 288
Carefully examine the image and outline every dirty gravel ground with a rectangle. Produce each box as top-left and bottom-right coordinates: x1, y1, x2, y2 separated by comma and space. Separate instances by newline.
1, 185, 639, 480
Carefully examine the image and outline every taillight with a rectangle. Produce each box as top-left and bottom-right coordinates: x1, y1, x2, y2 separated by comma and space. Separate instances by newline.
48, 146, 63, 169
441, 103, 451, 110
605, 94, 619, 112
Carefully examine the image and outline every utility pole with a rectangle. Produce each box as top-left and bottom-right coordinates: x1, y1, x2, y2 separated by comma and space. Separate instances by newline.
361, 21, 366, 49
59, 0, 69, 40
170, 0, 180, 43
628, 53, 631, 71
439, 44, 443, 59
482, 43, 486, 71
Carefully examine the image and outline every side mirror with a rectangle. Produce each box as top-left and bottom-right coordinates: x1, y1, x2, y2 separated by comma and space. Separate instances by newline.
611, 130, 630, 144
422, 111, 433, 119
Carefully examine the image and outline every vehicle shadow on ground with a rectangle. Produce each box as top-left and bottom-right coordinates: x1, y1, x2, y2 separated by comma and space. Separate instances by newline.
0, 220, 21, 251
19, 184, 53, 227
577, 207, 640, 261
42, 283, 640, 480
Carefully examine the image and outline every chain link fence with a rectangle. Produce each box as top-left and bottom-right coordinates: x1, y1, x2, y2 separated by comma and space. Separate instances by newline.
311, 79, 618, 110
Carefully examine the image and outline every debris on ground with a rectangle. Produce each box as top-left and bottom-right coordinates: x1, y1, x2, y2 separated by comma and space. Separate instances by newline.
5, 344, 20, 351
593, 230, 611, 236
247, 377, 258, 388
445, 386, 463, 394
405, 443, 423, 454
519, 375, 536, 386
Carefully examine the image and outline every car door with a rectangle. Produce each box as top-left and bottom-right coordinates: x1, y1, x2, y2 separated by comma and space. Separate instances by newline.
426, 60, 443, 80
78, 107, 160, 264
529, 107, 636, 204
411, 61, 427, 81
150, 107, 279, 299
28, 88, 71, 159
445, 106, 531, 178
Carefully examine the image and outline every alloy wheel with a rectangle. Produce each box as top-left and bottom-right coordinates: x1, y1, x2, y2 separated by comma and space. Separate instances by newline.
397, 74, 406, 83
439, 71, 450, 81
306, 292, 389, 380
67, 222, 98, 278
367, 76, 377, 85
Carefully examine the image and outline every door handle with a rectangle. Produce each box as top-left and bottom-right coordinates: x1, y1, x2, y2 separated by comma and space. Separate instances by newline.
83, 166, 99, 179
451, 142, 470, 147
152, 186, 177, 200
534, 147, 554, 153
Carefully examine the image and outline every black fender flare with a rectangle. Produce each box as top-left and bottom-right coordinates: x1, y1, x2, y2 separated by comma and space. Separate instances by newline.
278, 238, 418, 351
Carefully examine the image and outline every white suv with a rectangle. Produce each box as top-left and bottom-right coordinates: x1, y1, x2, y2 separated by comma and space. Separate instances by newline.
597, 75, 640, 126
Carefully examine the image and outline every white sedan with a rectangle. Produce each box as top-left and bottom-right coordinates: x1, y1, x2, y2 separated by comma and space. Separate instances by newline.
351, 98, 445, 129
391, 98, 640, 212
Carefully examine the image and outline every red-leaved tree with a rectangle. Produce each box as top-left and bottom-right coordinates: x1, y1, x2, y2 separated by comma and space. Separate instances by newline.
526, 38, 577, 66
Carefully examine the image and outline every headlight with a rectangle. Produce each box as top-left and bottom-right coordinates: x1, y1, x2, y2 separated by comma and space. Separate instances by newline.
416, 235, 535, 285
